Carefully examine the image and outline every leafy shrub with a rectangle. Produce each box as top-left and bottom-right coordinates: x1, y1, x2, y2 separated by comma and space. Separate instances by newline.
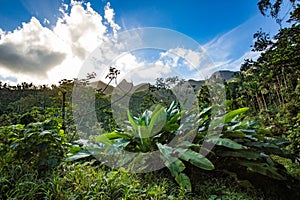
19, 112, 36, 125
196, 106, 300, 198
69, 102, 299, 195
0, 118, 67, 174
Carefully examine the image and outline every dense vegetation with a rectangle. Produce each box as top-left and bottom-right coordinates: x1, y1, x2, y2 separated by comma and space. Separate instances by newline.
1, 1, 300, 199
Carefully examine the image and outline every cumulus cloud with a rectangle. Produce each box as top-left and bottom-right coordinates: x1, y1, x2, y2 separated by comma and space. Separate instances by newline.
0, 42, 65, 77
54, 1, 107, 59
0, 1, 273, 85
104, 2, 121, 36
114, 53, 142, 74
125, 63, 171, 84
159, 47, 205, 69
0, 1, 120, 84
0, 17, 66, 78
0, 28, 4, 38
113, 53, 171, 84
0, 74, 17, 82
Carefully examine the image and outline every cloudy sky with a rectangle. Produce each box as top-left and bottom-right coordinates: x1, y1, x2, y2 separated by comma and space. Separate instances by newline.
0, 0, 292, 85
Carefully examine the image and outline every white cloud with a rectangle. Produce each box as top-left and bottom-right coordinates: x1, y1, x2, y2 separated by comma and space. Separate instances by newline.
104, 2, 121, 36
125, 63, 171, 84
53, 1, 107, 59
43, 18, 50, 25
221, 50, 260, 71
159, 47, 205, 69
113, 53, 171, 84
0, 17, 66, 78
0, 28, 5, 38
0, 1, 120, 84
114, 53, 143, 74
0, 1, 279, 85
155, 47, 216, 80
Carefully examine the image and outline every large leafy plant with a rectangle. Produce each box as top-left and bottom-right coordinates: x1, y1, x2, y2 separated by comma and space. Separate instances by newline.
71, 102, 215, 191
196, 106, 296, 184
0, 118, 67, 174
93, 102, 183, 153
69, 103, 297, 192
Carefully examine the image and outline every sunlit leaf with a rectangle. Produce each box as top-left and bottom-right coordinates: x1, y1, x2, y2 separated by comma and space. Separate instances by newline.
206, 137, 244, 149
180, 149, 215, 170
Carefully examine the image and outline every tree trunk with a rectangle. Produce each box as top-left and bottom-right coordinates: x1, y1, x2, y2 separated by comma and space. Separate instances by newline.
62, 91, 66, 132
255, 92, 262, 111
261, 90, 268, 110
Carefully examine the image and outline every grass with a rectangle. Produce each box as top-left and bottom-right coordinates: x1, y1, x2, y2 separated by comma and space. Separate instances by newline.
1, 159, 267, 200
271, 155, 300, 180
193, 177, 265, 200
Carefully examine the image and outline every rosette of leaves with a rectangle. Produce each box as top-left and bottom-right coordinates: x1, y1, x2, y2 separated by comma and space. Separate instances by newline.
196, 106, 297, 186
94, 101, 182, 152
76, 102, 215, 191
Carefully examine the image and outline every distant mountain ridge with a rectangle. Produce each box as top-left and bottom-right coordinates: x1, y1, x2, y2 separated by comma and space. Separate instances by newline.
89, 70, 237, 94
209, 70, 237, 81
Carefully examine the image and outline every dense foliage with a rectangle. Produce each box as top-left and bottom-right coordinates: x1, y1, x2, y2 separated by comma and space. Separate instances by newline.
225, 4, 300, 156
0, 2, 300, 199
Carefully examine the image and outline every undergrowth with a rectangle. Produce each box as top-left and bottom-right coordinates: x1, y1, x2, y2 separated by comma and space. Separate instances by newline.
0, 160, 266, 200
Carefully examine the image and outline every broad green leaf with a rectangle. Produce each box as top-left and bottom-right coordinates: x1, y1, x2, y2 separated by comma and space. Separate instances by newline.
157, 143, 186, 176
110, 139, 130, 150
158, 145, 186, 181
256, 128, 271, 135
265, 137, 291, 147
67, 145, 82, 154
166, 159, 186, 177
152, 104, 164, 116
148, 106, 166, 136
102, 139, 130, 155
237, 161, 286, 180
224, 107, 249, 123
166, 101, 177, 115
141, 110, 152, 126
163, 123, 179, 132
96, 135, 114, 145
138, 125, 150, 139
127, 111, 139, 131
198, 106, 212, 117
98, 132, 130, 140
66, 150, 92, 161
165, 111, 182, 125
157, 143, 172, 154
40, 131, 51, 136
245, 141, 278, 148
176, 141, 201, 148
223, 130, 246, 138
241, 129, 256, 135
220, 150, 262, 160
227, 121, 243, 131
206, 137, 244, 149
175, 173, 192, 191
179, 149, 214, 170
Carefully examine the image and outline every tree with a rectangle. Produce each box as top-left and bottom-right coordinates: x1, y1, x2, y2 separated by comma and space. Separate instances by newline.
232, 3, 300, 155
257, 0, 298, 25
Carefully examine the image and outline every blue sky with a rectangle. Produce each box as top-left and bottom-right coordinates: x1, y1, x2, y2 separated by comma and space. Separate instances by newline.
0, 0, 289, 84
0, 0, 262, 41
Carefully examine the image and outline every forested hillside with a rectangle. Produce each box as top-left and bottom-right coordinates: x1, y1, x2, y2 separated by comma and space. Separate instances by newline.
0, 1, 300, 199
